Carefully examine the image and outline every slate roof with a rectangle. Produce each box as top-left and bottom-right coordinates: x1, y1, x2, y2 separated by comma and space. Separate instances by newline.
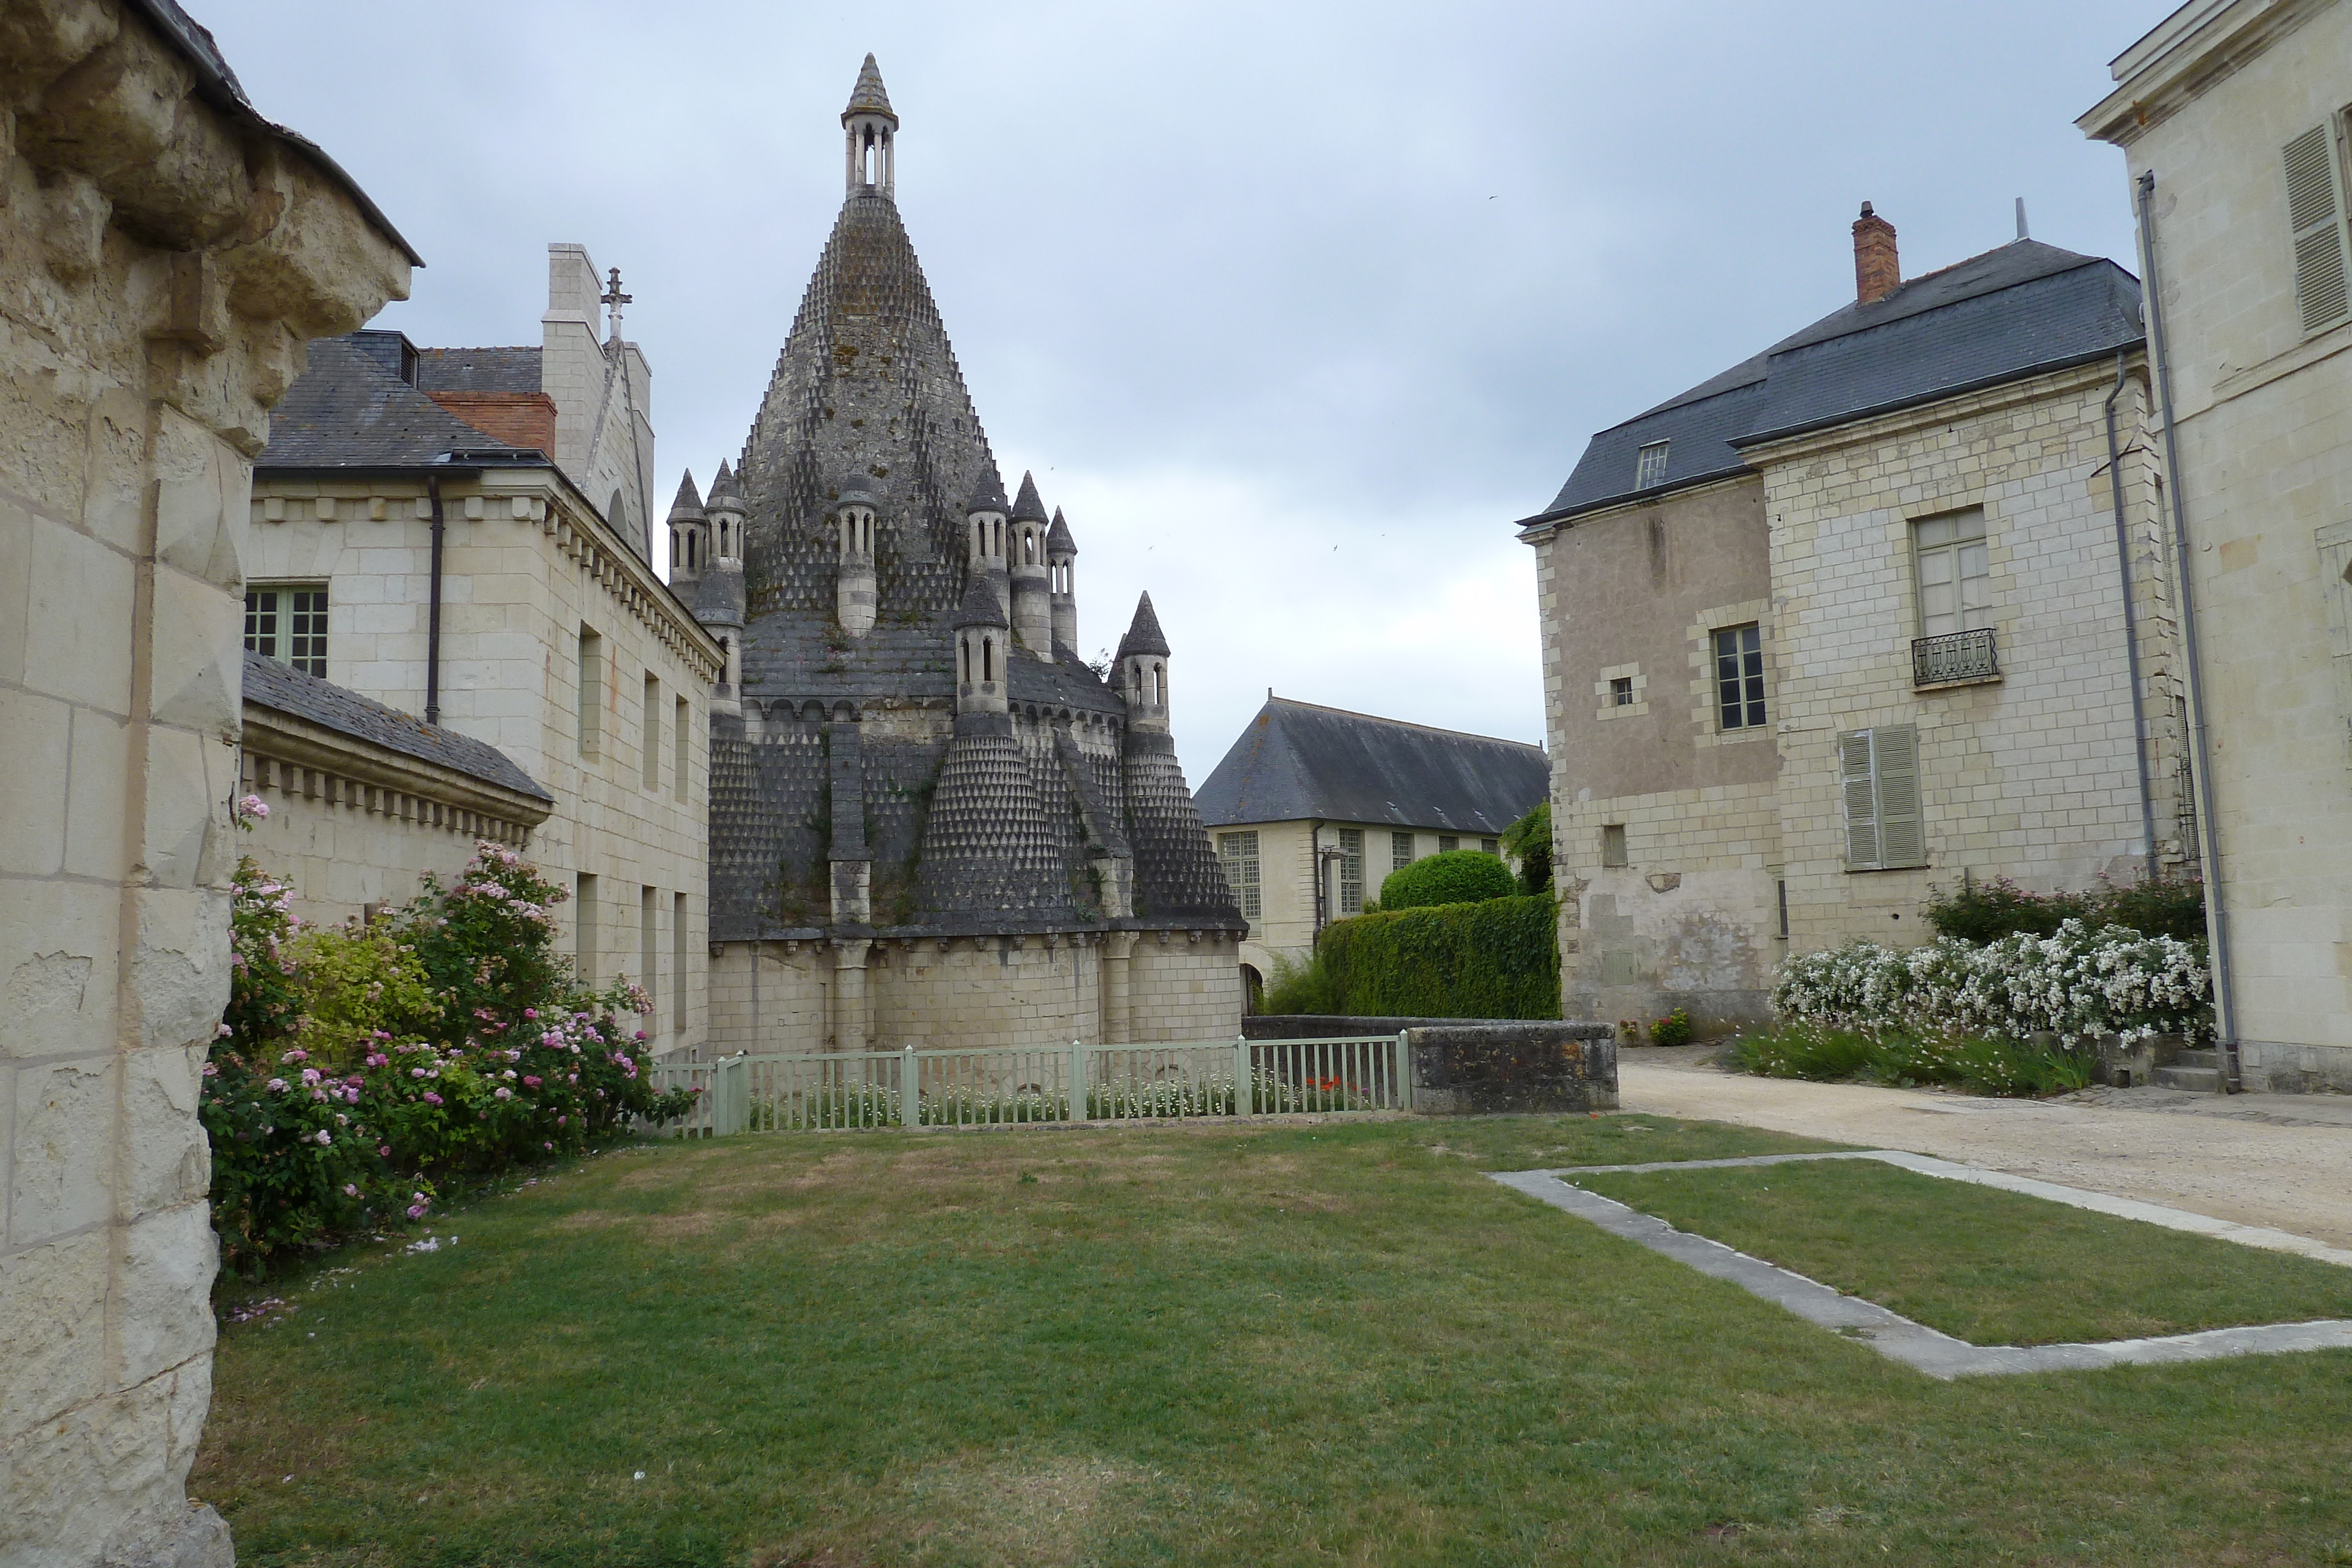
1115, 593, 1170, 660
669, 470, 704, 519
259, 336, 523, 469
1194, 698, 1548, 835
1011, 471, 1049, 523
844, 54, 896, 123
416, 346, 543, 395
1530, 240, 2144, 524
242, 650, 553, 802
1047, 509, 1075, 556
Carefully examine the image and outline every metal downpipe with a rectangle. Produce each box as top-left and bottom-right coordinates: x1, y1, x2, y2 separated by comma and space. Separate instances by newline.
2135, 170, 2239, 1089
2103, 350, 2161, 886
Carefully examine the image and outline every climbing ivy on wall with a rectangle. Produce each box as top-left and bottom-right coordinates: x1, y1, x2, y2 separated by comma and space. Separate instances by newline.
1306, 894, 1560, 1020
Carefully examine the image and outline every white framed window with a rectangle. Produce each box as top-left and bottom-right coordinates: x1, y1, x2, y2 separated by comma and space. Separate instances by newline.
1913, 509, 1989, 637
1391, 831, 1414, 872
1218, 831, 1261, 920
1838, 726, 1926, 871
1337, 828, 1364, 915
1634, 440, 1671, 489
2283, 117, 2351, 336
1713, 623, 1766, 730
244, 584, 329, 678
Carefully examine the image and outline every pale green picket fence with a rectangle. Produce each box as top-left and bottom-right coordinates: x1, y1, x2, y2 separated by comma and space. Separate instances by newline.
648, 1035, 1410, 1137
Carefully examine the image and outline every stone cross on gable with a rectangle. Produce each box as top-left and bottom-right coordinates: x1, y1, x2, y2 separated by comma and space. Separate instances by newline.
600, 266, 633, 342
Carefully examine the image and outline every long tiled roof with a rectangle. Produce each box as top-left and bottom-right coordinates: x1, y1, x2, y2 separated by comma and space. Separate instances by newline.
242, 650, 553, 802
259, 336, 521, 469
1531, 239, 2144, 524
1194, 698, 1548, 835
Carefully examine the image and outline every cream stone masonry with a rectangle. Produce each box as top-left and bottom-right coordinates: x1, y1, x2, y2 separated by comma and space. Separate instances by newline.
2083, 0, 2352, 1088
249, 447, 722, 1057
1522, 222, 2174, 1034
0, 3, 412, 1564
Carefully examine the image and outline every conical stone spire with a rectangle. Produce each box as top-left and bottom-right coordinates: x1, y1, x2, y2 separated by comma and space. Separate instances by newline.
843, 54, 896, 125
1011, 470, 1048, 523
1046, 507, 1075, 557
707, 459, 739, 504
1117, 591, 1170, 659
669, 470, 704, 519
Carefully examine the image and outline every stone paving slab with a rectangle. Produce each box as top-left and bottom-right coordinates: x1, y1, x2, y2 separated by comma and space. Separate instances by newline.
1490, 1152, 2352, 1379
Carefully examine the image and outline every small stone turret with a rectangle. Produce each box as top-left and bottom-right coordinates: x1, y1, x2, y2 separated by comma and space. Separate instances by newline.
843, 54, 897, 198
1009, 471, 1053, 658
1046, 507, 1077, 653
953, 576, 1010, 719
1117, 591, 1172, 736
834, 474, 878, 637
667, 471, 707, 590
965, 471, 1009, 618
701, 460, 747, 714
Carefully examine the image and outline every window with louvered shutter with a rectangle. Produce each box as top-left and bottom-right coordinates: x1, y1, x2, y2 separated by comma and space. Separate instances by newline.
2284, 123, 2351, 335
1838, 725, 1927, 871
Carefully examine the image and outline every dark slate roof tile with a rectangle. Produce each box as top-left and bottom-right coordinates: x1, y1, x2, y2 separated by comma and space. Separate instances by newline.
242, 650, 553, 801
1194, 698, 1548, 834
1532, 240, 2144, 523
260, 336, 521, 469
416, 345, 543, 395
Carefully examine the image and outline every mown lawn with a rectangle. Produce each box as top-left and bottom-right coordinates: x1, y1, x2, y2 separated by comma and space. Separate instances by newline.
1572, 1158, 2352, 1347
196, 1115, 2352, 1567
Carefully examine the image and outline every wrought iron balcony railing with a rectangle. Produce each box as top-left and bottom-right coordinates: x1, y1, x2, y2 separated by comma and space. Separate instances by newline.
1912, 627, 1999, 687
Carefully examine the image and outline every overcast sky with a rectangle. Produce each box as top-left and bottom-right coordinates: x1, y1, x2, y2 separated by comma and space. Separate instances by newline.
201, 0, 2170, 770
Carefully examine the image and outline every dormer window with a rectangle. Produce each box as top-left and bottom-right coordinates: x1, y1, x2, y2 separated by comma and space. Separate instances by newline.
1635, 440, 1671, 489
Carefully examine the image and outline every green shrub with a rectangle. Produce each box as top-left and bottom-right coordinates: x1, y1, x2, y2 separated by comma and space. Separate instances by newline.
1650, 1007, 1693, 1048
1921, 874, 2206, 944
1501, 801, 1552, 895
1310, 894, 1558, 1019
1259, 949, 1342, 1015
1725, 1022, 2094, 1098
1378, 849, 1515, 911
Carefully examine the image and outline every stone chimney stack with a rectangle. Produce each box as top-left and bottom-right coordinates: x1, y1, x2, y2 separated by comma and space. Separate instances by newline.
1853, 202, 1900, 305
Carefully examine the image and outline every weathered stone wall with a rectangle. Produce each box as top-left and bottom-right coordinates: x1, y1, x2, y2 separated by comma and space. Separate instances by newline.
867, 937, 1099, 1051
0, 4, 409, 1562
1125, 935, 1245, 1041
2083, 1, 2352, 1087
1244, 1016, 1619, 1113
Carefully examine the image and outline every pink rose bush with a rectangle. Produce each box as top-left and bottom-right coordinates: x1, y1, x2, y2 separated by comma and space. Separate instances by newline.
202, 847, 692, 1277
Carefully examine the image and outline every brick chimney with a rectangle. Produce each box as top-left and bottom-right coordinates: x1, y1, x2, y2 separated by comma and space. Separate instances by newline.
1853, 201, 1900, 305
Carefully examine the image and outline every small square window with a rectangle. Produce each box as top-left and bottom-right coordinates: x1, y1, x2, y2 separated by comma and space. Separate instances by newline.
244, 584, 328, 678
1601, 825, 1629, 868
1481, 837, 1500, 855
1438, 835, 1459, 854
1609, 676, 1634, 707
1713, 623, 1766, 730
1635, 440, 1670, 489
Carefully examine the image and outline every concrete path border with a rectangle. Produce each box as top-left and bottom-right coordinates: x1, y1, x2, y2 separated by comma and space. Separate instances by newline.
1490, 1153, 2352, 1379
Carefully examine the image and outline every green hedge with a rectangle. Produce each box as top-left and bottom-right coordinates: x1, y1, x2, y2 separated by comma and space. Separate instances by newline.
1307, 894, 1559, 1019
1920, 874, 2207, 944
1378, 849, 1515, 911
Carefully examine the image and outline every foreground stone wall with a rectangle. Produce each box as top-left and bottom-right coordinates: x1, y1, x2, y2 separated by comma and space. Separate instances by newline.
1247, 1016, 1619, 1113
0, 4, 408, 1563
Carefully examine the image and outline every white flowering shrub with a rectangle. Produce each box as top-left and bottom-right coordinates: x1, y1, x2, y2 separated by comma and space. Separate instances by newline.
1772, 919, 2212, 1045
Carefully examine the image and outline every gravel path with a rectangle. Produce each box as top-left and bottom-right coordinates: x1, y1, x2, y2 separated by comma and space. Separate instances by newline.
1618, 1048, 2352, 1251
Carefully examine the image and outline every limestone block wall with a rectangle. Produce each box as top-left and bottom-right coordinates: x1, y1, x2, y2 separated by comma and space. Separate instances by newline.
246, 469, 721, 1056
2084, 1, 2352, 1081
704, 942, 831, 1056
1756, 364, 2187, 954
1126, 936, 1246, 1041
0, 4, 409, 1563
868, 938, 1098, 1051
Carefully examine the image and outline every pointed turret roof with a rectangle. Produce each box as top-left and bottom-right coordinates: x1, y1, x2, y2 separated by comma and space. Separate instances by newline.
1046, 507, 1075, 557
953, 575, 1008, 630
669, 470, 704, 520
1117, 591, 1170, 659
843, 54, 896, 126
1010, 470, 1048, 523
707, 459, 740, 507
966, 469, 1008, 514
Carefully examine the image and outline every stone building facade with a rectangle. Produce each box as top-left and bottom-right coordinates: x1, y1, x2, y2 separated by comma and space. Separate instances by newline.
248, 284, 723, 1056
686, 59, 1245, 1057
1522, 215, 2187, 1031
1193, 697, 1548, 994
0, 2, 411, 1562
2082, 0, 2352, 1089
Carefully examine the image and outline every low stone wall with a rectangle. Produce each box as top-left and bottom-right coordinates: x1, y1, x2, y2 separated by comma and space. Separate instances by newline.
1247, 1016, 1618, 1114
